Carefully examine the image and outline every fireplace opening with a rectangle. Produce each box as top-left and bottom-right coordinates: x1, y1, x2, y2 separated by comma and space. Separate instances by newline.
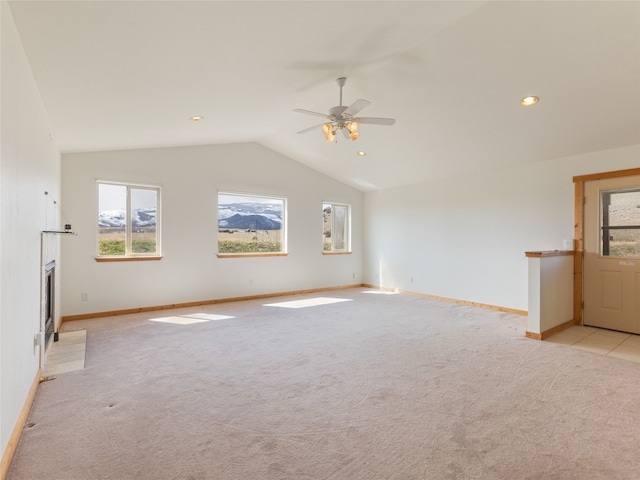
44, 261, 55, 349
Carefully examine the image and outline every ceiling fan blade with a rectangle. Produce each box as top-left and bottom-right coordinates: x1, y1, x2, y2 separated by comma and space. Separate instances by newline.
342, 99, 371, 117
356, 117, 396, 126
297, 123, 326, 134
294, 108, 330, 119
342, 128, 350, 140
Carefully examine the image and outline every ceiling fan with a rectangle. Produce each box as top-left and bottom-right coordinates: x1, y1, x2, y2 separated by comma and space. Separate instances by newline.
294, 77, 396, 142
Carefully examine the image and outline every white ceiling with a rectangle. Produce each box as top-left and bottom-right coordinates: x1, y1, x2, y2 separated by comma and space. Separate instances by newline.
8, 1, 640, 192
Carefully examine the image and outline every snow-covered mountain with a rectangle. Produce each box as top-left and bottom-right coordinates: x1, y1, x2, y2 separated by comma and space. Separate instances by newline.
99, 208, 156, 228
218, 201, 282, 230
99, 202, 282, 230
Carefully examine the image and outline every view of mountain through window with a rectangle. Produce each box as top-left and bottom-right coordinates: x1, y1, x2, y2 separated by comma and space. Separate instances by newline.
218, 193, 285, 254
323, 203, 350, 252
98, 182, 159, 256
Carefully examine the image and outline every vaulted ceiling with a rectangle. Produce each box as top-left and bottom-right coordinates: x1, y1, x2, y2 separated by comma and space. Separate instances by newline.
8, 1, 640, 191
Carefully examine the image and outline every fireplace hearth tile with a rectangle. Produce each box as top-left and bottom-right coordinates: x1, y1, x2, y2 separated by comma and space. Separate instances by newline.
43, 330, 86, 376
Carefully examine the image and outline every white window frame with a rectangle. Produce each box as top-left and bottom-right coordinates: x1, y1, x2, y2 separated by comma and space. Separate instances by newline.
96, 180, 161, 259
322, 202, 351, 253
217, 191, 287, 257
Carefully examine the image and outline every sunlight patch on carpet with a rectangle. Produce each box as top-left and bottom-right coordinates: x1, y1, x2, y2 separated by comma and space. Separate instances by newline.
149, 313, 235, 325
264, 297, 353, 309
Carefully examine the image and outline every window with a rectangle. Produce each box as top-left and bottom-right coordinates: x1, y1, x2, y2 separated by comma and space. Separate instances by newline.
601, 188, 640, 257
323, 203, 350, 253
218, 193, 286, 255
97, 182, 160, 257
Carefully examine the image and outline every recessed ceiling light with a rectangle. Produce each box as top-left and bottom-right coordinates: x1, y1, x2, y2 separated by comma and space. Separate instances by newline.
520, 96, 539, 106
190, 116, 204, 122
357, 151, 367, 157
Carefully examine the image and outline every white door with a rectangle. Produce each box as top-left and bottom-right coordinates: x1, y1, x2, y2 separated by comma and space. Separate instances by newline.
583, 175, 640, 334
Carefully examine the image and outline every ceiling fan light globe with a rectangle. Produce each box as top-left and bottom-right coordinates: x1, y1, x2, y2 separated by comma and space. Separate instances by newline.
347, 121, 359, 133
321, 123, 332, 134
349, 131, 359, 140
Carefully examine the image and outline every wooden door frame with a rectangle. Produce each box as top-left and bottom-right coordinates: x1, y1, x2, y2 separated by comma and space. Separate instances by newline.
573, 167, 640, 325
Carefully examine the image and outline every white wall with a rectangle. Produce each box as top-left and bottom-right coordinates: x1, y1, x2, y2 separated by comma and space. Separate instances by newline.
363, 145, 640, 312
527, 254, 574, 334
61, 143, 363, 316
1, 0, 61, 465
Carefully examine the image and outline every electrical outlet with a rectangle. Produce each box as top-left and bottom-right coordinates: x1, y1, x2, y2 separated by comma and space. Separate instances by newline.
353, 273, 356, 279
81, 292, 88, 301
249, 279, 254, 285
410, 276, 414, 283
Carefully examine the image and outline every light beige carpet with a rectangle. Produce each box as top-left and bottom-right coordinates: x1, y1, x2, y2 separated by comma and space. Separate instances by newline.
7, 288, 640, 479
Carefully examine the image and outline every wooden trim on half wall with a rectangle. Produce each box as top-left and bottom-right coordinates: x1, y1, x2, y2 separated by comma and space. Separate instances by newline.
526, 319, 577, 341
525, 250, 573, 258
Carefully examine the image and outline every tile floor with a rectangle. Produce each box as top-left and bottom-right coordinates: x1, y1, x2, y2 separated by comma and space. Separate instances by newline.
545, 325, 640, 363
42, 330, 86, 376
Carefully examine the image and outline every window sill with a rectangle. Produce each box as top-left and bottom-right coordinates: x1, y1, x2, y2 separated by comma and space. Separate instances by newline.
322, 251, 352, 255
95, 256, 163, 262
217, 253, 288, 258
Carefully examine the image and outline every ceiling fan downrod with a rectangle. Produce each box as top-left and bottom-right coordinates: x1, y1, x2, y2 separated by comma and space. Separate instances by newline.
336, 77, 346, 107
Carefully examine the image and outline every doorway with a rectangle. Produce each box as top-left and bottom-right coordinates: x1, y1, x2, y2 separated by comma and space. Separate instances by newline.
574, 169, 640, 334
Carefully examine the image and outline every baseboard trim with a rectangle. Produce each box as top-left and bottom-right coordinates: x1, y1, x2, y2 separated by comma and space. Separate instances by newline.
362, 284, 528, 316
61, 284, 365, 323
526, 318, 577, 341
1, 368, 41, 480
61, 284, 528, 324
